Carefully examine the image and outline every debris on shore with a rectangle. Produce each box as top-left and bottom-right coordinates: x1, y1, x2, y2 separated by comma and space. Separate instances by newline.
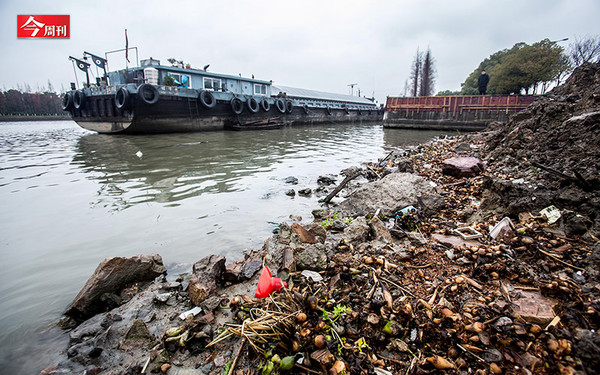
43, 62, 599, 375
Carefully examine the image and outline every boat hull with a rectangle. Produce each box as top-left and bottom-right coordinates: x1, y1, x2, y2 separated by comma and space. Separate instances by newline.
65, 90, 383, 134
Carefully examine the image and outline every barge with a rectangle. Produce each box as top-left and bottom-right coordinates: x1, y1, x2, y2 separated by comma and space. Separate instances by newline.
62, 55, 382, 133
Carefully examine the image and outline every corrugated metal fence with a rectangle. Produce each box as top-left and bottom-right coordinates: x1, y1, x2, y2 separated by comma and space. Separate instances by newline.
385, 95, 536, 115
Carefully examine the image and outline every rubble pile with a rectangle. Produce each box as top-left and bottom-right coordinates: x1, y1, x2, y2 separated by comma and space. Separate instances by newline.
480, 62, 600, 236
43, 63, 599, 375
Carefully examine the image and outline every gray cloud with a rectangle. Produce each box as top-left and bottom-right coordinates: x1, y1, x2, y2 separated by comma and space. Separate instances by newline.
1, 0, 598, 102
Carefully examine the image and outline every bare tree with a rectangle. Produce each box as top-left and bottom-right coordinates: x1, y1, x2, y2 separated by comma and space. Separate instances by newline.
419, 48, 436, 96
409, 48, 423, 97
402, 79, 409, 97
569, 35, 600, 67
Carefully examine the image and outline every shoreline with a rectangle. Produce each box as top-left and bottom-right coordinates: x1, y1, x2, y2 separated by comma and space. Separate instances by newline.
40, 62, 600, 375
0, 115, 71, 122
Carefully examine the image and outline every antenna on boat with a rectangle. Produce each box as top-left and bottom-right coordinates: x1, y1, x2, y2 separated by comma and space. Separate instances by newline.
69, 56, 90, 88
347, 83, 357, 96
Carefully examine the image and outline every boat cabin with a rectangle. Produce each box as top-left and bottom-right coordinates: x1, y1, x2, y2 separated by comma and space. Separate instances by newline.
106, 58, 273, 97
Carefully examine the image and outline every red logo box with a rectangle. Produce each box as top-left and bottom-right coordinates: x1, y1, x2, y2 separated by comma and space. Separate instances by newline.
17, 15, 70, 38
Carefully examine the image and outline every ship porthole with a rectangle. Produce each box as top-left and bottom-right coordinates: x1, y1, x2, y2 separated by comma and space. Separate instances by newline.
231, 97, 244, 115
73, 90, 86, 109
137, 84, 160, 105
61, 92, 73, 111
286, 100, 293, 113
115, 87, 130, 109
275, 98, 286, 113
247, 97, 259, 113
326, 106, 332, 115
261, 98, 270, 112
199, 90, 216, 109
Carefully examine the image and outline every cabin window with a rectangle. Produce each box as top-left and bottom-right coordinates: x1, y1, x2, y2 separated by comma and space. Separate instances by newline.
254, 84, 267, 95
165, 73, 191, 88
203, 77, 222, 91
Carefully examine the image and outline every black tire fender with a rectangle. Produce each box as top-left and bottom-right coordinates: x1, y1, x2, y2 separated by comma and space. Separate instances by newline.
115, 87, 130, 109
137, 84, 160, 105
326, 106, 332, 115
303, 104, 309, 114
198, 90, 216, 109
61, 92, 73, 111
260, 98, 270, 112
247, 97, 259, 113
275, 98, 286, 113
73, 90, 86, 109
231, 97, 243, 115
286, 100, 293, 113
344, 106, 350, 114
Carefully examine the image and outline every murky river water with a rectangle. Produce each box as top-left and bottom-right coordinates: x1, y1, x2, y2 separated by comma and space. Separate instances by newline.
0, 120, 449, 374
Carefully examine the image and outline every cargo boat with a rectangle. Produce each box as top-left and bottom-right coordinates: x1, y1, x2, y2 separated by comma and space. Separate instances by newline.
62, 56, 382, 133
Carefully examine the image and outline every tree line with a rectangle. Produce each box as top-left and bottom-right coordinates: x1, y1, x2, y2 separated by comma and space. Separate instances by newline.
404, 35, 600, 97
0, 89, 63, 116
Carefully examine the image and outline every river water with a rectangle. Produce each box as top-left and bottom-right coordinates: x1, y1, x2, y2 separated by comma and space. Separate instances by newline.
0, 120, 449, 374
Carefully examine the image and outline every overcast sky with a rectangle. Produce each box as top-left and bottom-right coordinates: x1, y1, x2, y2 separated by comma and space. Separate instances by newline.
1, 0, 599, 103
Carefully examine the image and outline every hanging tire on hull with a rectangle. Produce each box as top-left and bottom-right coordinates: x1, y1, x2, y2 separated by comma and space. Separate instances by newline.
275, 98, 286, 113
61, 92, 73, 111
260, 98, 270, 112
198, 90, 216, 109
247, 97, 259, 113
73, 90, 86, 109
344, 107, 350, 114
286, 100, 293, 113
137, 84, 159, 105
115, 87, 130, 109
326, 106, 332, 115
303, 104, 309, 114
231, 97, 243, 115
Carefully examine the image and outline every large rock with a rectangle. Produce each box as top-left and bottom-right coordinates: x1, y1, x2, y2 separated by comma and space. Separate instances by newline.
343, 216, 370, 246
338, 173, 436, 217
369, 216, 392, 243
291, 223, 317, 244
441, 157, 484, 178
65, 254, 166, 321
295, 243, 329, 271
188, 255, 226, 306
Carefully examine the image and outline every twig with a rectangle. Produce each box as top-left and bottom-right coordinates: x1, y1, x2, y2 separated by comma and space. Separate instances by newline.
459, 274, 484, 290
366, 165, 382, 179
140, 356, 151, 374
295, 364, 322, 374
227, 339, 246, 375
380, 276, 415, 297
457, 343, 486, 363
322, 171, 361, 204
427, 285, 440, 306
538, 248, 585, 271
405, 262, 433, 269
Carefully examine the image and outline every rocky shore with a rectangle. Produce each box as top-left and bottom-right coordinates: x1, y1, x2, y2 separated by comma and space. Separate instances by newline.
42, 63, 599, 375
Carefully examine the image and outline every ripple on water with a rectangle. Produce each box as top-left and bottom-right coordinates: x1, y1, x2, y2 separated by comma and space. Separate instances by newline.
0, 121, 452, 374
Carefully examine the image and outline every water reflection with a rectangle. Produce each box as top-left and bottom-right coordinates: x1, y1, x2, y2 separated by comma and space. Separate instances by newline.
73, 125, 400, 211
0, 121, 453, 375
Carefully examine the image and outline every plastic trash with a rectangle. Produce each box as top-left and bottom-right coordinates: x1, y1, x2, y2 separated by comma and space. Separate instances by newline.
179, 306, 202, 320
254, 266, 286, 299
301, 270, 323, 282
540, 205, 561, 224
489, 217, 514, 240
